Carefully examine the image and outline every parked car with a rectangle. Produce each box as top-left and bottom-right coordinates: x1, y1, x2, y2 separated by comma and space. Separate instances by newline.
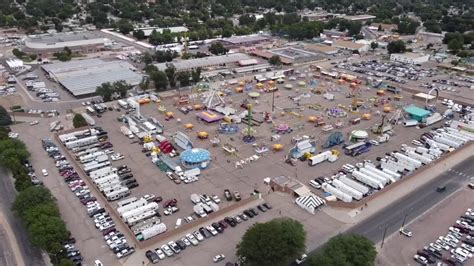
146, 250, 159, 264
213, 254, 225, 263
161, 245, 174, 257
233, 191, 241, 201
224, 189, 232, 201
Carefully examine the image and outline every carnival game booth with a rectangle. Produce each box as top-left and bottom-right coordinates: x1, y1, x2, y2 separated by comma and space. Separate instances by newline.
196, 111, 223, 123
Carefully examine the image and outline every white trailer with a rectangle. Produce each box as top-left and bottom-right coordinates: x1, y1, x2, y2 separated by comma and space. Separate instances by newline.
208, 202, 219, 212
105, 187, 130, 201
445, 127, 474, 140
193, 204, 207, 218
117, 198, 148, 215
97, 180, 121, 191
425, 139, 450, 152
79, 151, 105, 163
83, 154, 108, 165
127, 210, 157, 226
364, 165, 396, 183
184, 168, 200, 178
339, 175, 369, 195
84, 161, 110, 174
139, 223, 167, 240
75, 147, 100, 158
359, 168, 390, 185
425, 113, 443, 126
102, 184, 125, 195
332, 179, 363, 200
121, 202, 159, 221
81, 113, 96, 126
352, 170, 384, 189
441, 132, 467, 145
382, 168, 401, 181
65, 136, 98, 149
322, 183, 353, 202
89, 167, 117, 179
380, 157, 405, 173
117, 197, 138, 208
308, 151, 332, 166
434, 135, 460, 148
393, 152, 422, 169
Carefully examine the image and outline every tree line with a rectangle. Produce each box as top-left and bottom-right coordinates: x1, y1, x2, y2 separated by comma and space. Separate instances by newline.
0, 111, 74, 265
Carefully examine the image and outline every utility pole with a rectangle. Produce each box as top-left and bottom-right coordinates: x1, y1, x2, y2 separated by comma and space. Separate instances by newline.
271, 89, 275, 112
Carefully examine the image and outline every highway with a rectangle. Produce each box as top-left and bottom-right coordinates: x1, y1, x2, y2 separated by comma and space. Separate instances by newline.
347, 156, 474, 243
0, 168, 45, 266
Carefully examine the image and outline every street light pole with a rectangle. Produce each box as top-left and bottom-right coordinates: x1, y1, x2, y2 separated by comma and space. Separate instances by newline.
401, 213, 408, 229
380, 227, 388, 248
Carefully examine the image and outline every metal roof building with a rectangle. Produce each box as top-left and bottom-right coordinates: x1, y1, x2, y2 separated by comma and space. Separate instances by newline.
154, 53, 251, 72
42, 59, 142, 97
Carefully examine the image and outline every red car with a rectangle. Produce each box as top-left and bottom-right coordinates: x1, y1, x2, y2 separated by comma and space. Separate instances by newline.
163, 199, 177, 208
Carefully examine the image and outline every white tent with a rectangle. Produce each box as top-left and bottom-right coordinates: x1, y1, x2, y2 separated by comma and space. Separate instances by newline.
295, 193, 326, 214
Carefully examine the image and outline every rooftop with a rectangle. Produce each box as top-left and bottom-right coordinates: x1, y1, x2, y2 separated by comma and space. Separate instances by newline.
343, 14, 376, 21
138, 26, 188, 37
221, 35, 269, 45
25, 31, 108, 49
304, 43, 339, 54
42, 59, 142, 96
333, 40, 366, 50
404, 105, 431, 117
154, 53, 251, 71
391, 52, 428, 59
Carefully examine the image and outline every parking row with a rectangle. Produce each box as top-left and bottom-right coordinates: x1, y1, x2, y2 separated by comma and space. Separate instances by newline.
413, 208, 474, 265
41, 139, 135, 262
145, 203, 272, 264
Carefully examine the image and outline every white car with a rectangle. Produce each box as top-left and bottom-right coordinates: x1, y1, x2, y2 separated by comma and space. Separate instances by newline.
414, 254, 428, 265
181, 237, 191, 246
411, 140, 423, 146
42, 169, 48, 176
111, 153, 124, 161
295, 254, 307, 264
29, 120, 39, 126
186, 234, 199, 246
154, 248, 166, 259
206, 225, 218, 236
399, 228, 413, 237
143, 194, 156, 201
369, 140, 379, 146
461, 244, 474, 253
193, 231, 204, 241
213, 254, 225, 263
161, 245, 173, 257
94, 260, 103, 266
211, 195, 221, 204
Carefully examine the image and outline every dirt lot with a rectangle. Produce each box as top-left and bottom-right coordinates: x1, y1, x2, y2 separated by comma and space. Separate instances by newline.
10, 63, 459, 265
376, 187, 474, 266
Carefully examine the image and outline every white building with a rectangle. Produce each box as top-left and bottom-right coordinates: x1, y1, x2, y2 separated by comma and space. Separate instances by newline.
390, 52, 430, 64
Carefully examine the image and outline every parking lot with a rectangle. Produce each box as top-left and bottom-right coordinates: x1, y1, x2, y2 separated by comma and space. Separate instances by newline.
377, 187, 474, 265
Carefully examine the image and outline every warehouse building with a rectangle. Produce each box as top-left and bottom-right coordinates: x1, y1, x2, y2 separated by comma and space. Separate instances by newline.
219, 35, 270, 49
42, 59, 142, 97
332, 40, 369, 53
154, 53, 252, 72
23, 31, 111, 57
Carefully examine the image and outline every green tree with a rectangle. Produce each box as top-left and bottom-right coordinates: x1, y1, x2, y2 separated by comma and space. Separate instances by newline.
59, 259, 75, 266
269, 55, 282, 66
237, 218, 306, 266
177, 71, 191, 86
151, 70, 169, 91
191, 67, 201, 83
208, 42, 228, 55
370, 42, 379, 51
308, 234, 377, 266
117, 19, 134, 34
142, 52, 153, 65
165, 64, 177, 88
133, 29, 145, 40
448, 39, 464, 54
112, 80, 130, 99
72, 114, 88, 128
0, 105, 12, 126
387, 40, 406, 54
27, 215, 69, 253
13, 186, 56, 219
95, 82, 113, 101
0, 138, 30, 170
139, 77, 150, 91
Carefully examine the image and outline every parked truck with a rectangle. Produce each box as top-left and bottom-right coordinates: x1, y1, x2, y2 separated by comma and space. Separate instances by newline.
120, 126, 134, 139
338, 175, 369, 195
363, 165, 395, 183
359, 168, 389, 185
322, 183, 353, 202
81, 113, 96, 126
352, 170, 384, 189
332, 179, 363, 200
308, 151, 332, 166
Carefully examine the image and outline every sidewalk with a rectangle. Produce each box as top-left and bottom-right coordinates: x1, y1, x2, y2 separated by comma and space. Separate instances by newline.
322, 143, 474, 224
0, 213, 25, 266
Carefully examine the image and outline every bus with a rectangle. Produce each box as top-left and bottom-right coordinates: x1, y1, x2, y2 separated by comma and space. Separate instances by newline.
343, 142, 367, 156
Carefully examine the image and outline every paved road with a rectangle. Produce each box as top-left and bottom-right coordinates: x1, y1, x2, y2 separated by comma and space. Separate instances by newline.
0, 224, 15, 266
346, 156, 474, 243
0, 168, 45, 266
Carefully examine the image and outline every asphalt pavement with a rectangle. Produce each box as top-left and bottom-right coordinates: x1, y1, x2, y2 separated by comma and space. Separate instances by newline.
346, 156, 474, 243
0, 168, 45, 266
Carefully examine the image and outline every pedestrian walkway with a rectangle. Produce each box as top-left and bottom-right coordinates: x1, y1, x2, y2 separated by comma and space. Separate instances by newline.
322, 143, 474, 224
0, 213, 25, 266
